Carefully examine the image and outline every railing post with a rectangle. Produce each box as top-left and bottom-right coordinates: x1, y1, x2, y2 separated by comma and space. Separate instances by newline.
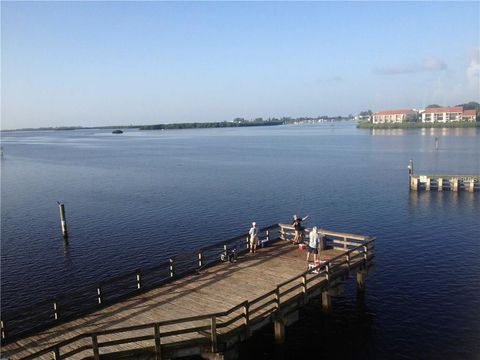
346, 253, 351, 272
53, 300, 59, 320
52, 345, 61, 360
275, 286, 281, 309
266, 230, 270, 241
210, 316, 218, 352
343, 236, 347, 249
136, 272, 142, 290
302, 274, 308, 304
169, 258, 174, 278
243, 301, 250, 338
154, 323, 162, 360
97, 285, 103, 305
363, 245, 368, 263
198, 251, 203, 268
92, 334, 100, 360
325, 263, 330, 282
0, 320, 5, 340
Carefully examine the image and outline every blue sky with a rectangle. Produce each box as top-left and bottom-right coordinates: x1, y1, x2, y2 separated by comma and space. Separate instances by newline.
1, 1, 479, 129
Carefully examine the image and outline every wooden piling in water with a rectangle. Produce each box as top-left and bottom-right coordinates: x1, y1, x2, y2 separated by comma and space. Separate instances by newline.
274, 316, 285, 344
57, 202, 68, 239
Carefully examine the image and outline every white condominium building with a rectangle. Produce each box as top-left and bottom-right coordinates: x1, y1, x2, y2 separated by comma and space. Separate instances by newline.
372, 109, 418, 124
462, 109, 476, 122
421, 107, 464, 123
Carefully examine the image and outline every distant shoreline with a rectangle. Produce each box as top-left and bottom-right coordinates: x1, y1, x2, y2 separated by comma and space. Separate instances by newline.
1, 117, 353, 132
357, 120, 479, 129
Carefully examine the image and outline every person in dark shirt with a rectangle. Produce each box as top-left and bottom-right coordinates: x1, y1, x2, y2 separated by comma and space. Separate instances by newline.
292, 214, 309, 244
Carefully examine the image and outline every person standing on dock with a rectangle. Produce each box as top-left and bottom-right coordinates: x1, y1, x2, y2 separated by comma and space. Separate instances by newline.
306, 226, 320, 263
292, 214, 309, 244
249, 222, 259, 254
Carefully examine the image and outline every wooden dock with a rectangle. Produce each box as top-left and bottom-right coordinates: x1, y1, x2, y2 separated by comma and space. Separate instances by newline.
1, 224, 375, 360
408, 160, 479, 192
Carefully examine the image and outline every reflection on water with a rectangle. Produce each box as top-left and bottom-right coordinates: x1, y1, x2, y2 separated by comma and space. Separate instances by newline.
408, 189, 477, 210
370, 127, 478, 137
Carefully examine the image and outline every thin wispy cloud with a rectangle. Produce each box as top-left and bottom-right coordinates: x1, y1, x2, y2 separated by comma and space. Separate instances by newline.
316, 76, 343, 84
373, 57, 447, 75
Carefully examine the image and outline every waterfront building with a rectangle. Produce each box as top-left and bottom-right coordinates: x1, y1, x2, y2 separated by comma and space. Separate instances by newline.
372, 109, 418, 124
462, 109, 476, 122
421, 106, 464, 123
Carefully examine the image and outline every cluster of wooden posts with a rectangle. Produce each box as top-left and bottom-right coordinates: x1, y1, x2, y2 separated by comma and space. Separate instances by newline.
4, 224, 375, 360
408, 160, 478, 192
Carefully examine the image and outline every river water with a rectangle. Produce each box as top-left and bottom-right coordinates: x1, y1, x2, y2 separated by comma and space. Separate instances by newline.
1, 122, 479, 359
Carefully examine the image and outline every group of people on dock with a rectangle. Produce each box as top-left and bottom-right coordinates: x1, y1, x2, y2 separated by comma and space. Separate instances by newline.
292, 214, 323, 263
247, 214, 324, 265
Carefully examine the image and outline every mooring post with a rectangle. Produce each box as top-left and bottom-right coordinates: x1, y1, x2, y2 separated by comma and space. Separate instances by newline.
451, 177, 459, 192
356, 271, 366, 292
468, 180, 475, 193
435, 137, 439, 151
273, 316, 285, 344
321, 289, 331, 312
410, 177, 419, 191
408, 160, 415, 191
438, 178, 443, 191
57, 201, 68, 240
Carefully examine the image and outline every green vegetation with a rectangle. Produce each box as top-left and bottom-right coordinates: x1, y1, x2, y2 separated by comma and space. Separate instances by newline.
357, 120, 479, 129
138, 119, 283, 130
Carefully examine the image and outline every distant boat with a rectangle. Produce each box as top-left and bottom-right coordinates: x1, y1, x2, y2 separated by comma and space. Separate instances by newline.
112, 129, 123, 134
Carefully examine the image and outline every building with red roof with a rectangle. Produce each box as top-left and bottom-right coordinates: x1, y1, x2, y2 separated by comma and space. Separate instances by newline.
372, 109, 418, 124
462, 109, 476, 122
421, 106, 465, 123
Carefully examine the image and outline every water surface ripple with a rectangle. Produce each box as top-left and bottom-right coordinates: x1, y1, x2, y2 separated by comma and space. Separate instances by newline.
1, 123, 479, 359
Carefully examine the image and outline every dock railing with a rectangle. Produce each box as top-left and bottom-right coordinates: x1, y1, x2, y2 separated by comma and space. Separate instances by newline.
0, 225, 280, 343
5, 224, 375, 360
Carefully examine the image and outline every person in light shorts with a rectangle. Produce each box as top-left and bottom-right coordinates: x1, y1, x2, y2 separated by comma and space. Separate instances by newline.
306, 226, 320, 263
248, 222, 259, 254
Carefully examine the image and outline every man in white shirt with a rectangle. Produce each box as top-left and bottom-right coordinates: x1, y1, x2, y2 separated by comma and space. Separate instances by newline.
306, 226, 320, 263
249, 222, 259, 254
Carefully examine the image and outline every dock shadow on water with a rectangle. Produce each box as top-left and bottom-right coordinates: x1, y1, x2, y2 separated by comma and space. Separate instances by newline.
236, 289, 374, 360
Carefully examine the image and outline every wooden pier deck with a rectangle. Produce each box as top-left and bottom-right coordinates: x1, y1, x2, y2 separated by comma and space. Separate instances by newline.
1, 224, 375, 360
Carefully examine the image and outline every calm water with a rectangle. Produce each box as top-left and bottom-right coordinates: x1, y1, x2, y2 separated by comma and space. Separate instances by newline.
1, 122, 479, 359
